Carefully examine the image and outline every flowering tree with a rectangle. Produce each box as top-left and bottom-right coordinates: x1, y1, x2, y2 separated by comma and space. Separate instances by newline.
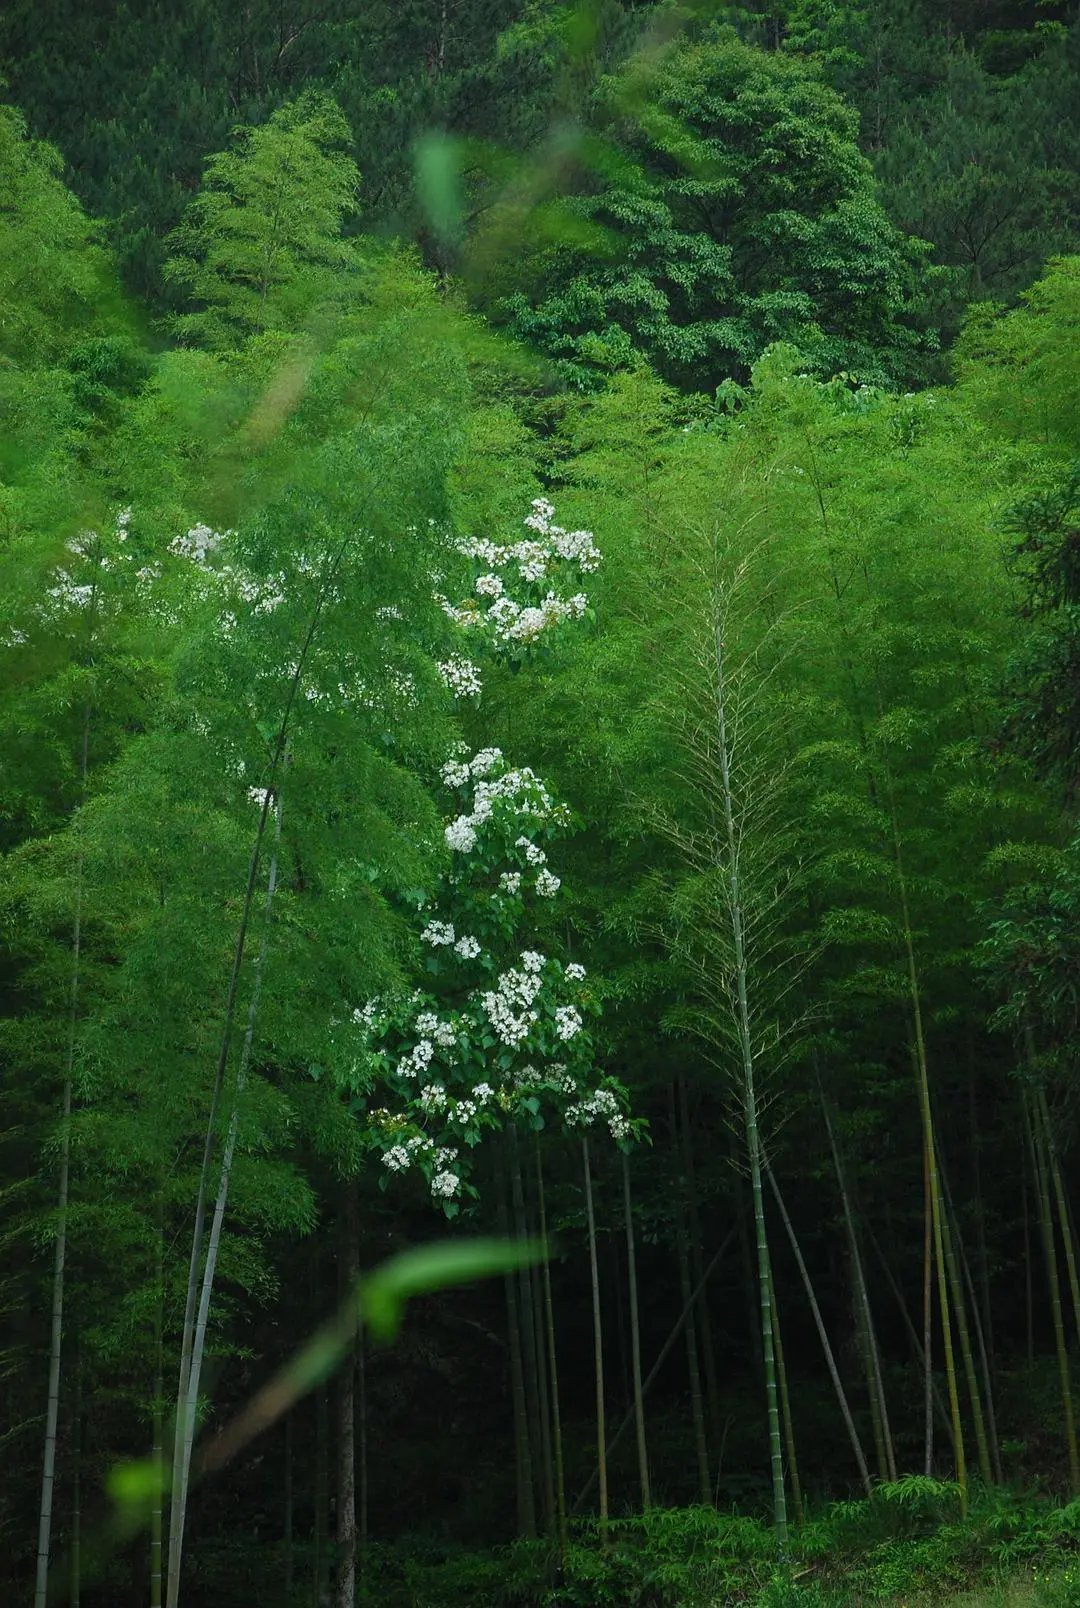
350, 747, 634, 1216
331, 498, 638, 1211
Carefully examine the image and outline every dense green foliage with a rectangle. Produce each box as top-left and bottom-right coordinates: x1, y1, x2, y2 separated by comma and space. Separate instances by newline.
3, 5, 1080, 1607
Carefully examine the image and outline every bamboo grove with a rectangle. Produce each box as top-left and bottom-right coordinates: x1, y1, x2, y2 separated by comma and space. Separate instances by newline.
3, 4, 1080, 1606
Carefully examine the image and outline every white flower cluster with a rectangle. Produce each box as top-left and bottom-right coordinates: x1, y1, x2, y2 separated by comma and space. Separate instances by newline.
499, 871, 522, 894
440, 758, 472, 788
382, 1145, 411, 1172
536, 869, 561, 898
523, 499, 602, 573
397, 1039, 435, 1079
555, 1005, 582, 1041
444, 756, 565, 856
422, 920, 456, 947
438, 500, 600, 652
432, 1170, 460, 1199
454, 935, 482, 960
546, 1064, 577, 1096
565, 963, 587, 982
438, 656, 483, 698
420, 1084, 448, 1112
416, 1013, 456, 1049
566, 1087, 626, 1141
480, 964, 544, 1048
170, 522, 227, 563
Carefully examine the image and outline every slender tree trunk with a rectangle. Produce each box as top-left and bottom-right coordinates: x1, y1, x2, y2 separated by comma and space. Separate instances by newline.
621, 1152, 650, 1509
168, 797, 284, 1604
769, 1261, 803, 1525
820, 1091, 896, 1482
1038, 1091, 1080, 1352
678, 1076, 722, 1450
767, 1167, 872, 1495
358, 1323, 368, 1563
968, 1067, 996, 1372
1023, 1171, 1035, 1368
284, 1413, 294, 1604
166, 543, 350, 1605
510, 1130, 546, 1530
535, 1145, 567, 1561
945, 1187, 1003, 1485
35, 705, 91, 1608
713, 617, 787, 1550
336, 1187, 359, 1608
530, 1250, 555, 1536
582, 1139, 608, 1539
922, 1138, 934, 1475
151, 1212, 164, 1608
573, 1229, 737, 1513
940, 1196, 992, 1487
314, 1380, 328, 1606
671, 1090, 710, 1505
499, 1157, 535, 1538
865, 1220, 953, 1451
70, 1350, 81, 1608
1026, 1094, 1080, 1494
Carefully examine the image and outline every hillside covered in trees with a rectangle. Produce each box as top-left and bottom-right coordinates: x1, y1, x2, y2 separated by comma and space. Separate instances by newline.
3, 3, 1080, 1605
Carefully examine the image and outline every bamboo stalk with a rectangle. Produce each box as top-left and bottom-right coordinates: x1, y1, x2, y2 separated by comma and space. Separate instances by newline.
767, 1166, 872, 1495
621, 1151, 651, 1509
820, 1091, 896, 1481
583, 1138, 608, 1539
573, 1229, 736, 1512
769, 1259, 803, 1524
535, 1144, 567, 1560
35, 704, 91, 1608
1026, 1093, 1080, 1494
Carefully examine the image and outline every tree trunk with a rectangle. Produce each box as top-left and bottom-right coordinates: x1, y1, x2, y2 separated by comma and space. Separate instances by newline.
70, 1350, 81, 1608
35, 704, 90, 1608
168, 796, 284, 1605
336, 1187, 359, 1608
767, 1167, 872, 1495
621, 1152, 650, 1509
535, 1145, 567, 1561
582, 1139, 608, 1539
1026, 1093, 1080, 1494
499, 1157, 535, 1538
678, 1076, 722, 1450
821, 1093, 896, 1482
713, 617, 787, 1550
769, 1261, 803, 1525
573, 1229, 736, 1513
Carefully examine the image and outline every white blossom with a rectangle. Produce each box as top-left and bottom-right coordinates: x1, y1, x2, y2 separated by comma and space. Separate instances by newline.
421, 920, 456, 947
440, 759, 471, 788
521, 951, 546, 974
420, 1084, 448, 1112
382, 1145, 411, 1172
535, 868, 561, 897
445, 817, 478, 853
438, 656, 483, 698
555, 1005, 582, 1041
565, 962, 586, 981
515, 836, 547, 866
454, 935, 482, 960
432, 1170, 460, 1199
499, 871, 522, 894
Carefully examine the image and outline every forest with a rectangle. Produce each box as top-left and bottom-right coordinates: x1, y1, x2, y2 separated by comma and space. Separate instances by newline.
2, 2, 1080, 1605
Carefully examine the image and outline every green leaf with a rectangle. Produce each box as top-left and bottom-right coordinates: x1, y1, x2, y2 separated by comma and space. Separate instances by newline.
360, 1237, 544, 1341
